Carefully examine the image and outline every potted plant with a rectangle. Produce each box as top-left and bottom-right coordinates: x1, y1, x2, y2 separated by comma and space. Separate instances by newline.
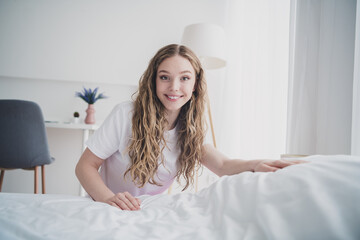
73, 111, 80, 123
75, 87, 107, 124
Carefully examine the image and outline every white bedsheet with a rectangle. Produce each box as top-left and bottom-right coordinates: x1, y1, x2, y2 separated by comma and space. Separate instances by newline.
0, 155, 359, 240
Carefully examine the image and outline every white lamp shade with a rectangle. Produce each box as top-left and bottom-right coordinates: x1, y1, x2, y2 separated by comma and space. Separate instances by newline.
181, 23, 226, 69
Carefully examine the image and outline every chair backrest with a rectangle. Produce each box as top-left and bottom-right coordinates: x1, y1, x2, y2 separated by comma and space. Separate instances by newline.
0, 100, 54, 168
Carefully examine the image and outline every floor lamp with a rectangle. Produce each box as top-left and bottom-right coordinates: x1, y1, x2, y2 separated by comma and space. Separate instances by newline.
181, 23, 227, 192
181, 23, 227, 148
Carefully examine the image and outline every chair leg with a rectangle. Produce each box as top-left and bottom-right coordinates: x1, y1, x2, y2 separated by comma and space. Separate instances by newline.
34, 166, 39, 194
41, 165, 45, 194
0, 170, 4, 192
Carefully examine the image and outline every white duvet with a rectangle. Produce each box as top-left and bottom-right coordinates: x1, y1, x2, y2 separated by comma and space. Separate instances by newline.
1, 155, 359, 240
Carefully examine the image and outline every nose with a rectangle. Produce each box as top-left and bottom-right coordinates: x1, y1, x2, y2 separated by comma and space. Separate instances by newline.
169, 79, 180, 91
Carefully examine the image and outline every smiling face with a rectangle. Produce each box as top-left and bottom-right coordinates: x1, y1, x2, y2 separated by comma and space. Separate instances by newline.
156, 55, 196, 120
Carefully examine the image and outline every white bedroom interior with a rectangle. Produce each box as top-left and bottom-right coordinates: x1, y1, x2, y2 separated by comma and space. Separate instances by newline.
0, 0, 358, 196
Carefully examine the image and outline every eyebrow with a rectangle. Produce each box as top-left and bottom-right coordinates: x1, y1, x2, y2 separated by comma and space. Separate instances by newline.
158, 70, 193, 74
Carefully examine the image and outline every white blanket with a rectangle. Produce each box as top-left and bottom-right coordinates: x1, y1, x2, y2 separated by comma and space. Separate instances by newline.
1, 155, 359, 240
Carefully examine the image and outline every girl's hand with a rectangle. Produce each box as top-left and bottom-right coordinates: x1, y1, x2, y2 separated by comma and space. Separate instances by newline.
104, 192, 141, 211
253, 159, 306, 172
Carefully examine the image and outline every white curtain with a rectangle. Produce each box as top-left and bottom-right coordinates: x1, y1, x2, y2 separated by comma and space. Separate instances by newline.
214, 0, 290, 159
286, 0, 358, 155
352, 0, 360, 156
175, 0, 291, 192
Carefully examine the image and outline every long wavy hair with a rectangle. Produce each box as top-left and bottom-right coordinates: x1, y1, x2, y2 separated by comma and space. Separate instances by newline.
125, 44, 207, 190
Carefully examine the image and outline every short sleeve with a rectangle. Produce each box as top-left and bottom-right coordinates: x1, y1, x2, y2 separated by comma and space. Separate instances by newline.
86, 103, 128, 159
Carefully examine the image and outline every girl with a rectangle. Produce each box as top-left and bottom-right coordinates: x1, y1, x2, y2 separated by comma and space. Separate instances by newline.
75, 44, 303, 211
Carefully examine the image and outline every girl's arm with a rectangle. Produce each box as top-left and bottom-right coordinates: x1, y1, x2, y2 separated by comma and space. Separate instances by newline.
75, 148, 141, 210
201, 144, 304, 177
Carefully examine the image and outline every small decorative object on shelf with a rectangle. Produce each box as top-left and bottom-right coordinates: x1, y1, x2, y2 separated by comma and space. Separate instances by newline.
73, 112, 80, 124
75, 87, 107, 124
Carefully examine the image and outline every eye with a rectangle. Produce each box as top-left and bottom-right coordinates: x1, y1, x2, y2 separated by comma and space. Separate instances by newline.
181, 76, 190, 81
159, 75, 169, 80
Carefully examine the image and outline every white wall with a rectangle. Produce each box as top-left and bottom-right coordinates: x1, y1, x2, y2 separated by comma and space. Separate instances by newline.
0, 0, 227, 195
0, 0, 226, 85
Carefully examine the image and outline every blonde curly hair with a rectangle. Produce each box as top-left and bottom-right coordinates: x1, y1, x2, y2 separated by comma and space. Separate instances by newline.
125, 44, 207, 190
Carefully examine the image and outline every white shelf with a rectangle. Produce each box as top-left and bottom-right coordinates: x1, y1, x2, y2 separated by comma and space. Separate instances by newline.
45, 120, 98, 197
45, 121, 99, 130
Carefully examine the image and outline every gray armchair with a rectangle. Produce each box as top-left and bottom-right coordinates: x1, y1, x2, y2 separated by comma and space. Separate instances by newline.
0, 100, 55, 193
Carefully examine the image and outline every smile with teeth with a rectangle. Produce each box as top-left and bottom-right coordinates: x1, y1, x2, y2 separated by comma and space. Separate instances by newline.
166, 95, 182, 100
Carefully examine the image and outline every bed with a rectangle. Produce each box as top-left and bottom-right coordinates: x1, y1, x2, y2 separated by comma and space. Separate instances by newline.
1, 155, 359, 240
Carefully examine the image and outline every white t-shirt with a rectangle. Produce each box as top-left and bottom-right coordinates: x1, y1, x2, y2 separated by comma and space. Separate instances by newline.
86, 101, 180, 197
